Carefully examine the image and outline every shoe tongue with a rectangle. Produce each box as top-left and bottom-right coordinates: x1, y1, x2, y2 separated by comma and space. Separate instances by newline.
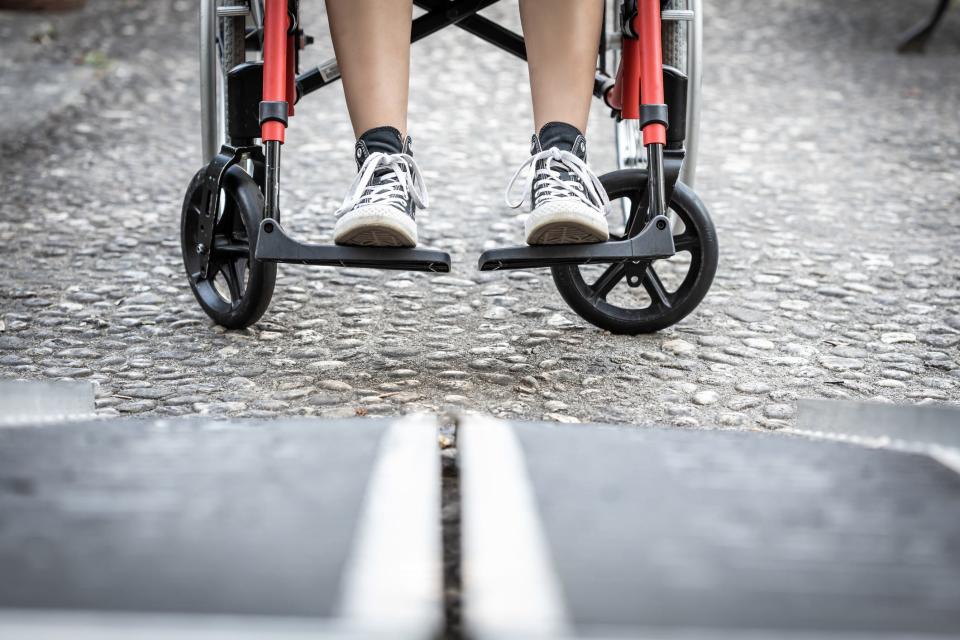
356, 126, 404, 168
537, 122, 586, 159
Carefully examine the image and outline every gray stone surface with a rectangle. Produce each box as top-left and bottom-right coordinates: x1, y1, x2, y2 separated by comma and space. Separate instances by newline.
0, 417, 386, 618
0, 0, 958, 428
0, 4, 116, 145
0, 63, 97, 144
508, 421, 960, 636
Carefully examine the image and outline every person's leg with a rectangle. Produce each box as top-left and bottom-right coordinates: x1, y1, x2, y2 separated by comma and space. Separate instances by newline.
325, 0, 412, 137
519, 0, 603, 133
509, 0, 608, 245
325, 0, 426, 248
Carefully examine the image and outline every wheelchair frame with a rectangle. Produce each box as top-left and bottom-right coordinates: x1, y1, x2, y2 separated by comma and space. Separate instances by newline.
184, 0, 718, 334
199, 0, 703, 187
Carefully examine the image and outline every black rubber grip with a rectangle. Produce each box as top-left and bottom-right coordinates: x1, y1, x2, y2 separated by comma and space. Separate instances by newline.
640, 104, 669, 128
259, 100, 289, 126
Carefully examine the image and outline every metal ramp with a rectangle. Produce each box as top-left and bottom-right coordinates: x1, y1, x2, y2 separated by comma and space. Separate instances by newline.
0, 415, 441, 639
460, 415, 960, 639
3, 391, 959, 639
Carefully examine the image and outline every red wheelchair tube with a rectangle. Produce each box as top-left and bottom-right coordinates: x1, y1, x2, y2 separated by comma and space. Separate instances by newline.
262, 0, 288, 143
620, 36, 640, 120
636, 0, 666, 145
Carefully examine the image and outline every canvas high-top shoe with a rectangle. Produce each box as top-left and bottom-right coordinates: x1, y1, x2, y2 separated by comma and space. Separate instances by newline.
333, 126, 428, 248
505, 121, 609, 245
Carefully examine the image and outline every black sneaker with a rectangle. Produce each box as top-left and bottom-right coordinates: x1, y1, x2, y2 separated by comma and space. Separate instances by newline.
333, 126, 428, 248
505, 122, 610, 245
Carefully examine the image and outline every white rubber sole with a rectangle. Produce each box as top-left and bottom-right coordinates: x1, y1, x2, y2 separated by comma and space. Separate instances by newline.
524, 199, 609, 245
334, 205, 418, 248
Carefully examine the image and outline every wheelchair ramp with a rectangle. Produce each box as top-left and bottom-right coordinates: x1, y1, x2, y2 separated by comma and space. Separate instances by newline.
0, 416, 441, 639
796, 399, 960, 450
460, 416, 960, 639
0, 380, 95, 426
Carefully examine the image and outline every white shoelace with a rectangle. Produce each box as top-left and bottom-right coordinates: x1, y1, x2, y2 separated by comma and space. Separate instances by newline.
336, 151, 429, 216
504, 147, 609, 211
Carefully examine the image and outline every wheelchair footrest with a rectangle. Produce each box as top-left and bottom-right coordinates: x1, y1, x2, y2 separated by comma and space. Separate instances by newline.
254, 219, 452, 273
478, 215, 676, 271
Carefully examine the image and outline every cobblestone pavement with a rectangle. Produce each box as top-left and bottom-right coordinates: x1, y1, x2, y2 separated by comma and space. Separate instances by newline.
1, 0, 958, 428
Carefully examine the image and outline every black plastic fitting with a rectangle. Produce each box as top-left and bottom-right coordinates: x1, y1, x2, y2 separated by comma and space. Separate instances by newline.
259, 100, 289, 127
640, 104, 669, 129
620, 0, 639, 38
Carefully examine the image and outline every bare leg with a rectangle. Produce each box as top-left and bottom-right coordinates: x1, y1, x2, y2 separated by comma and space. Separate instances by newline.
325, 0, 413, 137
519, 0, 603, 133
513, 0, 608, 246
327, 0, 421, 248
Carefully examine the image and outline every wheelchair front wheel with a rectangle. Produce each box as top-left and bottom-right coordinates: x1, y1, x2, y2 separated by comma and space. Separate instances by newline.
551, 169, 718, 335
181, 165, 276, 329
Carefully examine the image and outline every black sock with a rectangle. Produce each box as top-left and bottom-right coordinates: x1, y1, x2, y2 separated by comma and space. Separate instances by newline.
358, 126, 404, 155
537, 121, 584, 153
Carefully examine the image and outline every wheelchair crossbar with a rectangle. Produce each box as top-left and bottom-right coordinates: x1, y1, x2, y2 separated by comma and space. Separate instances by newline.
255, 219, 452, 273
411, 0, 502, 41
477, 215, 676, 271
299, 0, 523, 97
413, 0, 527, 59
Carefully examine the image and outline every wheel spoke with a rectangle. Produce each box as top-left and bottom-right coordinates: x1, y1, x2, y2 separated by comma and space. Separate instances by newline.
642, 265, 673, 309
625, 196, 650, 238
220, 261, 244, 303
212, 237, 250, 257
673, 233, 700, 253
235, 261, 247, 297
229, 259, 246, 298
590, 263, 627, 300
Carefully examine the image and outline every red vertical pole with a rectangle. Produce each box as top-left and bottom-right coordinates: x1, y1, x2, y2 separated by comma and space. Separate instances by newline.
621, 36, 641, 120
262, 0, 288, 143
636, 0, 666, 146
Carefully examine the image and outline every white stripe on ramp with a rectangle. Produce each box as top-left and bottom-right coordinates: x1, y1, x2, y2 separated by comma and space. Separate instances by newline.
459, 414, 572, 639
334, 413, 443, 638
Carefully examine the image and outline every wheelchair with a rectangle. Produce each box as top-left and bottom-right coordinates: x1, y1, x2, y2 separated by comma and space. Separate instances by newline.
183, 0, 717, 334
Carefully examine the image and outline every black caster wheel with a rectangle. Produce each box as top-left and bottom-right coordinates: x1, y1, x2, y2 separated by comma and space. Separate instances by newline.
551, 169, 718, 335
180, 164, 276, 329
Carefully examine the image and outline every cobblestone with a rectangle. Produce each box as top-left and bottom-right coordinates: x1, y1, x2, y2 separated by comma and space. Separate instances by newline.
1, 0, 959, 429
